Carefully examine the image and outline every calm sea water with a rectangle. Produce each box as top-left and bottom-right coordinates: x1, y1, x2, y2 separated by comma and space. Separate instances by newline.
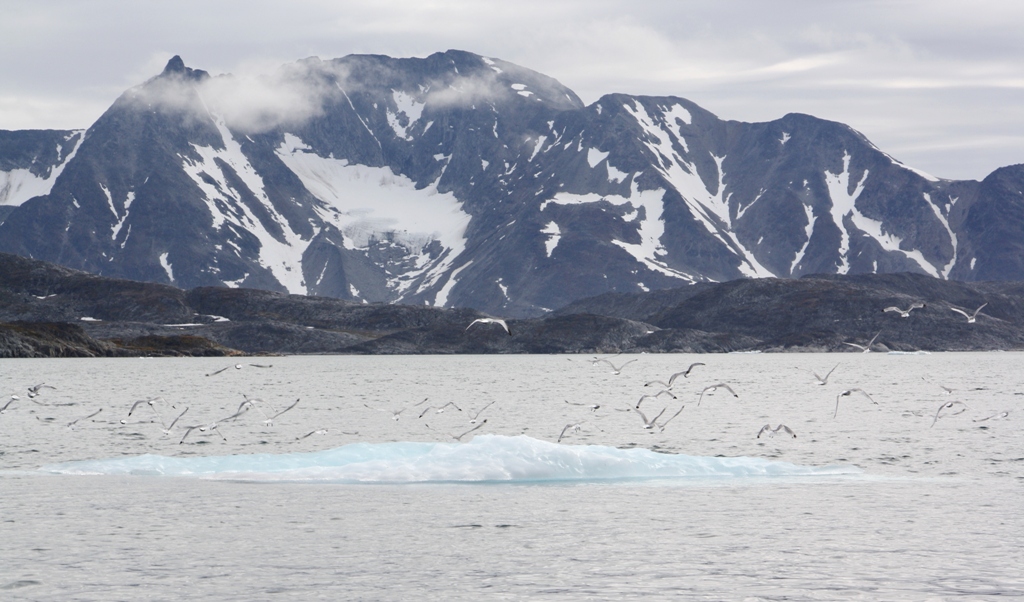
2, 352, 1022, 600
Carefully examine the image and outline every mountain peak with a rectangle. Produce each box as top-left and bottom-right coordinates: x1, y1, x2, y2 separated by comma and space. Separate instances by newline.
159, 55, 209, 82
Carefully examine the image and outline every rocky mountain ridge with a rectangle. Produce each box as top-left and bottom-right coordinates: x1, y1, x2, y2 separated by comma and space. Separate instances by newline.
1, 51, 1023, 318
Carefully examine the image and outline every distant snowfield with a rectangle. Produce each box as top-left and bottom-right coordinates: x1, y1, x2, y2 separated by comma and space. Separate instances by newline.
276, 134, 471, 298
0, 131, 84, 207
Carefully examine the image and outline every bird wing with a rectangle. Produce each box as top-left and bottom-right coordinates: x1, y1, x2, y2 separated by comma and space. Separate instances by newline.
883, 307, 901, 313
972, 303, 988, 317
719, 384, 738, 397
127, 399, 149, 416
166, 407, 189, 431
558, 424, 572, 443
778, 425, 797, 438
270, 398, 300, 419
756, 424, 771, 438
206, 366, 230, 376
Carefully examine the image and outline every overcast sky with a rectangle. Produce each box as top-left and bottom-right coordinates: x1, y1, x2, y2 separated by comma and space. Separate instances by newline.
2, 0, 1021, 180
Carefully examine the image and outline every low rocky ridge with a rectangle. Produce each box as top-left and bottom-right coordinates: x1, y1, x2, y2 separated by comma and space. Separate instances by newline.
1, 253, 1022, 356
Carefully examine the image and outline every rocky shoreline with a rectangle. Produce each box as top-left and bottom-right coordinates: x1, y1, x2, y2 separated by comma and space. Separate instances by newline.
2, 253, 1022, 357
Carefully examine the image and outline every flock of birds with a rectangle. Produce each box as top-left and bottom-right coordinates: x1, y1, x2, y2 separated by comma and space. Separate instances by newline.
0, 302, 1012, 454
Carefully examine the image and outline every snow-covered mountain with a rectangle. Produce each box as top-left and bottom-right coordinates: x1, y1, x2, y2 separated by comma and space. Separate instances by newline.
1, 51, 1022, 317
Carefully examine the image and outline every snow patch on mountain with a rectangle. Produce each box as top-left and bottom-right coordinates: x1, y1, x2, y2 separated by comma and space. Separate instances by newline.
587, 148, 609, 168
622, 99, 771, 277
183, 120, 313, 293
791, 203, 817, 274
543, 179, 693, 281
924, 192, 958, 278
0, 131, 84, 207
826, 153, 938, 277
159, 252, 174, 283
541, 221, 561, 257
276, 134, 471, 300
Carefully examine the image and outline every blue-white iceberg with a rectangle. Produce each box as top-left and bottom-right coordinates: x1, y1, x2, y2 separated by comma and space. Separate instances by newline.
41, 435, 860, 484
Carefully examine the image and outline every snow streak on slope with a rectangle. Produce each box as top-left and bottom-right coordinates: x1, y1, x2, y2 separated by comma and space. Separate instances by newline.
543, 178, 694, 281
622, 100, 773, 278
791, 203, 817, 275
276, 134, 471, 301
0, 131, 84, 207
825, 153, 938, 277
924, 192, 958, 278
181, 120, 313, 293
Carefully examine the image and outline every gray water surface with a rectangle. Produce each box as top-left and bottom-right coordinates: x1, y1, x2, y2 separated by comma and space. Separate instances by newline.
2, 353, 1022, 600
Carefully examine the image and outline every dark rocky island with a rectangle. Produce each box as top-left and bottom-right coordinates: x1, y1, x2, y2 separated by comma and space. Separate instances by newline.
2, 252, 1022, 357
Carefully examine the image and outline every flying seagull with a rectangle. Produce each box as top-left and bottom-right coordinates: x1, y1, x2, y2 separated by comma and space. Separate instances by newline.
557, 422, 584, 443
644, 363, 706, 388
757, 424, 797, 439
27, 383, 56, 399
950, 303, 987, 323
811, 364, 839, 386
0, 396, 18, 413
466, 318, 512, 335
636, 389, 676, 409
206, 364, 242, 376
834, 388, 876, 418
883, 302, 926, 317
697, 383, 738, 406
452, 419, 488, 441
564, 400, 600, 412
365, 404, 405, 421
973, 411, 1009, 423
262, 398, 300, 426
179, 423, 227, 444
596, 358, 637, 375
632, 406, 666, 430
657, 404, 686, 432
161, 407, 189, 435
843, 330, 882, 353
468, 401, 495, 424
67, 408, 102, 429
931, 401, 968, 427
921, 377, 954, 395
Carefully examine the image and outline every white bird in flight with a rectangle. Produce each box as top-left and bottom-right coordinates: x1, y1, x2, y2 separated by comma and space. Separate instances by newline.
558, 422, 584, 443
644, 363, 705, 388
697, 383, 738, 406
596, 358, 637, 375
657, 404, 686, 432
834, 388, 875, 418
931, 401, 968, 427
564, 400, 600, 412
636, 389, 676, 409
451, 419, 488, 441
950, 303, 987, 323
466, 318, 512, 335
365, 404, 405, 421
757, 424, 797, 439
883, 302, 925, 318
843, 330, 881, 353
632, 406, 666, 430
810, 364, 839, 386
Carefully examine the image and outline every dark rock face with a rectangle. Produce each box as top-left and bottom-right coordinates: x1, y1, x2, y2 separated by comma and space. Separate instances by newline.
1, 53, 1022, 318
